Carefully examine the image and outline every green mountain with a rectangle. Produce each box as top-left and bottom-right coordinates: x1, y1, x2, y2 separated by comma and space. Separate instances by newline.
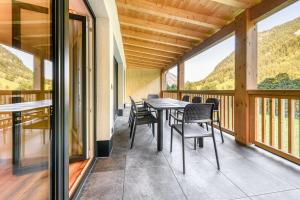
185, 17, 300, 90
0, 45, 34, 90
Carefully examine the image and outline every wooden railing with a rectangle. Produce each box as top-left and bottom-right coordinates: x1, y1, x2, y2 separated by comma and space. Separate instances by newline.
0, 90, 52, 130
248, 90, 300, 164
0, 90, 52, 105
162, 90, 235, 135
162, 89, 300, 164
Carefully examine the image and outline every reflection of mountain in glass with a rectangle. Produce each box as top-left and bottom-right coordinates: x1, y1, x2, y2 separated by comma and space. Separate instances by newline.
0, 45, 52, 90
185, 17, 300, 90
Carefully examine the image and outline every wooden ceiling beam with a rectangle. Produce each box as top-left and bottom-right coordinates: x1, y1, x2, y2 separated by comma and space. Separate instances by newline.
126, 56, 170, 66
125, 51, 175, 63
117, 0, 223, 29
208, 0, 252, 8
124, 47, 178, 59
127, 64, 161, 69
123, 38, 184, 55
121, 29, 193, 49
127, 60, 166, 68
119, 15, 209, 41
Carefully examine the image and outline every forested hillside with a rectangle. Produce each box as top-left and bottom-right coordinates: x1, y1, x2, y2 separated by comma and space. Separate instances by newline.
185, 17, 300, 90
0, 45, 33, 89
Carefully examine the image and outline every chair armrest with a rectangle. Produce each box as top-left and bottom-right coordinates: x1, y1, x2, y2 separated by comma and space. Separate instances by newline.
168, 112, 183, 126
177, 110, 184, 114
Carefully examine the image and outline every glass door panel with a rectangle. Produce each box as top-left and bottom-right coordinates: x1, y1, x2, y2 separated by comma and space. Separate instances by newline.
69, 14, 87, 162
0, 0, 53, 199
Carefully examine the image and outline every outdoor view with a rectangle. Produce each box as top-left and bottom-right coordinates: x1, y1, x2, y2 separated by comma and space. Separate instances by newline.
180, 1, 300, 90
0, 44, 52, 90
166, 65, 177, 90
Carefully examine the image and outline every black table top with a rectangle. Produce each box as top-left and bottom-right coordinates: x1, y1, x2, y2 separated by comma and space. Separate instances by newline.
145, 98, 189, 110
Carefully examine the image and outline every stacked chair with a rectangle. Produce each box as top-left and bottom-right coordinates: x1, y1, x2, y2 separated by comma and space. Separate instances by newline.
128, 96, 157, 149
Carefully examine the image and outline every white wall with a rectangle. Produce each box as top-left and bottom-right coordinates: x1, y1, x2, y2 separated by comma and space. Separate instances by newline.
88, 0, 126, 141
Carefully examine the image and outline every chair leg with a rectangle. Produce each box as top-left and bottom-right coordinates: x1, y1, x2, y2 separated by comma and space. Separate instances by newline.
217, 112, 224, 143
182, 136, 186, 174
152, 123, 155, 137
170, 127, 173, 153
129, 118, 135, 138
211, 124, 220, 170
130, 122, 137, 149
128, 109, 132, 127
194, 138, 196, 150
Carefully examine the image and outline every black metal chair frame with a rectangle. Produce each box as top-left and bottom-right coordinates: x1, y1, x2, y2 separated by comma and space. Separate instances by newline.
169, 103, 220, 174
129, 99, 158, 149
205, 98, 224, 143
128, 96, 148, 128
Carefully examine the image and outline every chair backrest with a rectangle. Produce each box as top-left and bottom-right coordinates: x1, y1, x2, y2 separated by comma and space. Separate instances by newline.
147, 94, 159, 99
183, 103, 213, 123
182, 95, 190, 102
205, 98, 220, 111
192, 96, 202, 103
129, 97, 137, 114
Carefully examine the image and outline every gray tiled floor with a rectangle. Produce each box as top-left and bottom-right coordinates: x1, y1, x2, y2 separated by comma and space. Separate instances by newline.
79, 110, 300, 200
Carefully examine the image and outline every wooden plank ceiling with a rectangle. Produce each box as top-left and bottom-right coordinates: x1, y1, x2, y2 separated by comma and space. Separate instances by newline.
117, 0, 261, 69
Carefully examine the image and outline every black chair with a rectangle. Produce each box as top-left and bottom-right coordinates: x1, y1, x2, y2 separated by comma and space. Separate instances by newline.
128, 96, 148, 128
192, 96, 202, 103
181, 95, 190, 102
147, 94, 160, 99
172, 95, 191, 122
169, 103, 220, 174
130, 99, 158, 149
205, 98, 224, 143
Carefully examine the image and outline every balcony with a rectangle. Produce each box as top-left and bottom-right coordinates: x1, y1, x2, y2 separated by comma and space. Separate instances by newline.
78, 109, 300, 199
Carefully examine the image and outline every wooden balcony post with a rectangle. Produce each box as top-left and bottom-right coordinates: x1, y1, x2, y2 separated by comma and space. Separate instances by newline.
177, 61, 185, 100
160, 69, 166, 97
234, 9, 257, 145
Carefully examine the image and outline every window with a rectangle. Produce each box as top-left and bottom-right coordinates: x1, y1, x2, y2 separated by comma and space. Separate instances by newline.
257, 1, 300, 89
184, 36, 235, 90
166, 65, 177, 90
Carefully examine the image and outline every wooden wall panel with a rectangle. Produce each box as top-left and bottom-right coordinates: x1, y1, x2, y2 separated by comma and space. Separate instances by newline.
126, 68, 160, 103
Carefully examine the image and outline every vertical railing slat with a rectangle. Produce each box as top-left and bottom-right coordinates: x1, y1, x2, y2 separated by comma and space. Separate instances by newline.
262, 97, 266, 143
288, 99, 295, 154
278, 99, 284, 150
270, 98, 275, 146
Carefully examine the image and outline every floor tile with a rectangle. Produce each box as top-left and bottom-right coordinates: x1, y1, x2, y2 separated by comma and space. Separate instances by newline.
123, 166, 186, 200
250, 189, 300, 200
220, 158, 294, 196
93, 156, 126, 172
79, 170, 124, 200
173, 160, 246, 200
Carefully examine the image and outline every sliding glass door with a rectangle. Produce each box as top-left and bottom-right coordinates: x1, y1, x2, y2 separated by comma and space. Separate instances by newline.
0, 0, 53, 199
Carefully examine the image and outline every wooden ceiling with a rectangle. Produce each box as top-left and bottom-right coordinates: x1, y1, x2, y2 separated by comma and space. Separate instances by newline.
116, 0, 261, 69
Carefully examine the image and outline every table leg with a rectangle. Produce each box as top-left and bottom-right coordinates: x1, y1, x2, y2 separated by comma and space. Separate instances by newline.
198, 138, 204, 148
12, 111, 21, 174
157, 109, 163, 151
165, 109, 169, 120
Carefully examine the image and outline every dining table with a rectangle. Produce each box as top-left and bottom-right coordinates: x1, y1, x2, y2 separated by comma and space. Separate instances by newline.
0, 100, 52, 174
144, 98, 191, 151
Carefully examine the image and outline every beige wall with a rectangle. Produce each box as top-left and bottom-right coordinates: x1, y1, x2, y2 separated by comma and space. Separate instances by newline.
126, 68, 161, 104
89, 0, 126, 141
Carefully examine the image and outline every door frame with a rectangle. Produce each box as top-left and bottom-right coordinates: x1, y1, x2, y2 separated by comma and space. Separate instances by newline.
69, 13, 88, 162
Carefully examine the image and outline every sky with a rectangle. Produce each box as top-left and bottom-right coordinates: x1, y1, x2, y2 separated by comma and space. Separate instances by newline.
174, 0, 300, 83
